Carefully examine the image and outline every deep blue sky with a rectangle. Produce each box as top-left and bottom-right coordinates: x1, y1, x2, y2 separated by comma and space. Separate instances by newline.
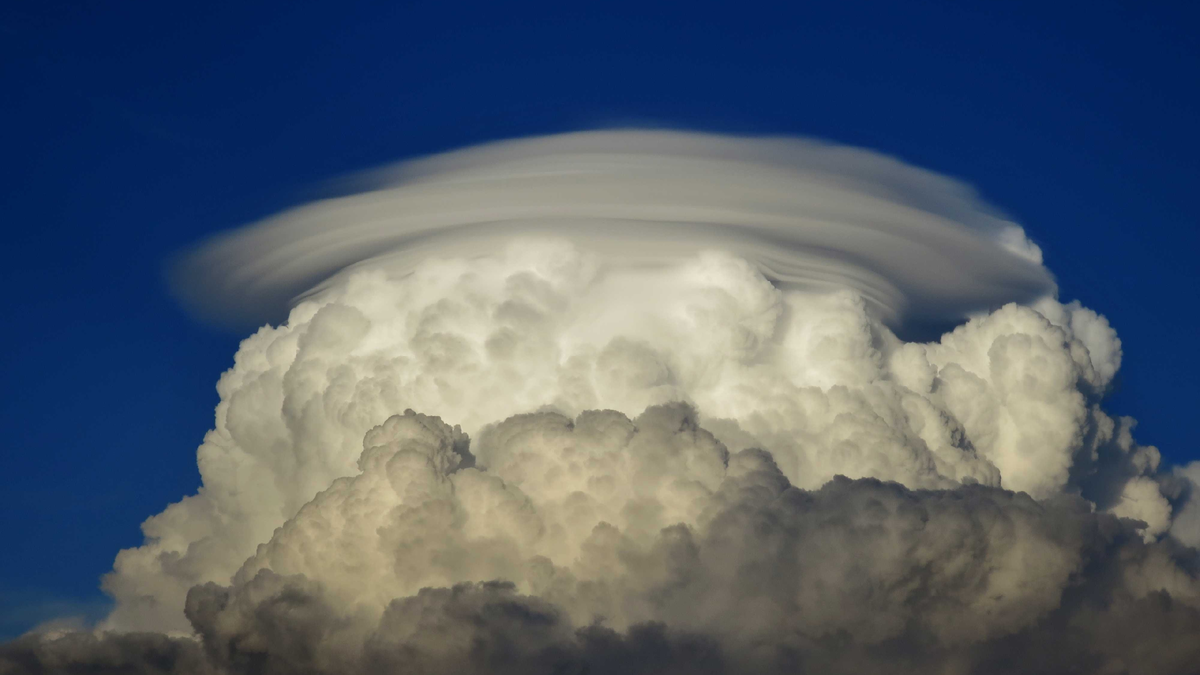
1, 0, 1196, 638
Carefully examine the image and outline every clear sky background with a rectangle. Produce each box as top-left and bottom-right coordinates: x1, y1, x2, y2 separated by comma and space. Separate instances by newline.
1, 0, 1196, 638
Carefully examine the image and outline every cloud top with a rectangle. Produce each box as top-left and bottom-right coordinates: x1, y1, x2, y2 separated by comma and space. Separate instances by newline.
171, 130, 1054, 333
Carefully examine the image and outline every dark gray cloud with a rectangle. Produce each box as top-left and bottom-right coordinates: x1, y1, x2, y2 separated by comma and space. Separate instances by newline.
7, 409, 1199, 674
0, 630, 210, 675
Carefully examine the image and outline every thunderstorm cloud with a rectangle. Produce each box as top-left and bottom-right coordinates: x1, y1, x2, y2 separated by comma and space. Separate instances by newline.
6, 131, 1199, 675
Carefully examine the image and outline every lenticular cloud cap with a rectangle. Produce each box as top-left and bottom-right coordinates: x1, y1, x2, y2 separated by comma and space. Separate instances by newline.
171, 129, 1054, 331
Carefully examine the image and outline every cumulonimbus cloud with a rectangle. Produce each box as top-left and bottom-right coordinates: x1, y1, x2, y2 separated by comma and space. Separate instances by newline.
6, 130, 1200, 675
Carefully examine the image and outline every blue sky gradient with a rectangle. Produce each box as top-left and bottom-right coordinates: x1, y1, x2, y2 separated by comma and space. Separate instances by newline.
1, 0, 1196, 638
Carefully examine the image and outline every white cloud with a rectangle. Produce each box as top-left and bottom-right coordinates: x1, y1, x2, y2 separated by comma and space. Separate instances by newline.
106, 242, 1163, 635
171, 130, 1054, 333
7, 131, 1193, 673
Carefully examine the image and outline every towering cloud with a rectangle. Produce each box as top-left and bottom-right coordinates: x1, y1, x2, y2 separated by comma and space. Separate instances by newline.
6, 131, 1199, 674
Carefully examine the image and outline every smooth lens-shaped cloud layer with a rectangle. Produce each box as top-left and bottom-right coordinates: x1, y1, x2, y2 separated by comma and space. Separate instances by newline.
171, 130, 1054, 333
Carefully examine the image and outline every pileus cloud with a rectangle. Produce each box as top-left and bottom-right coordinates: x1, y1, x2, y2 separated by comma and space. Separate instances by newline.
170, 130, 1052, 333
5, 130, 1199, 675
